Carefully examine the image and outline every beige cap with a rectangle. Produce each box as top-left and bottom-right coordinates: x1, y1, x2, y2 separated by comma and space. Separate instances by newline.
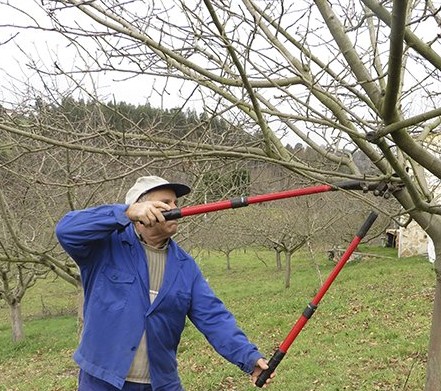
125, 176, 191, 205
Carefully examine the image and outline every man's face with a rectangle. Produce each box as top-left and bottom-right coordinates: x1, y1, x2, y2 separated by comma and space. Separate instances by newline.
137, 187, 179, 240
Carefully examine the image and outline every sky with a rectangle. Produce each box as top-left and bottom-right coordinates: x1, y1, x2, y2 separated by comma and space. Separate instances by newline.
1, 0, 440, 151
0, 1, 192, 111
0, 1, 309, 151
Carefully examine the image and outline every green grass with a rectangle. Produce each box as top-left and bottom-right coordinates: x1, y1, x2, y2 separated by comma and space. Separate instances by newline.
0, 247, 435, 390
0, 275, 79, 391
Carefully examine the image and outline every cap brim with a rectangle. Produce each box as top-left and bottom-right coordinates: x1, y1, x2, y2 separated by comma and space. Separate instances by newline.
141, 182, 191, 199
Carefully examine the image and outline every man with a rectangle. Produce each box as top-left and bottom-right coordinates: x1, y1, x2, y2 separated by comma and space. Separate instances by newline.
56, 176, 272, 391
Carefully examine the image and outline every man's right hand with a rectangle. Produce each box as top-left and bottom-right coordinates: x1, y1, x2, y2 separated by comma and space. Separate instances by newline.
126, 201, 171, 227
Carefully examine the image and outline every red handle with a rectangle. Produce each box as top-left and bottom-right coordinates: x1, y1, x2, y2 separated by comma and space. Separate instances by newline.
162, 181, 380, 220
255, 211, 378, 387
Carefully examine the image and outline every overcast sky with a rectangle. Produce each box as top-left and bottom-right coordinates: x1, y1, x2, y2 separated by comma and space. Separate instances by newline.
0, 1, 192, 110
1, 0, 440, 152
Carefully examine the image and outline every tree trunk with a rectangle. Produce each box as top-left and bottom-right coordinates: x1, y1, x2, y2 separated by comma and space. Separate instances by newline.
275, 249, 282, 271
425, 259, 441, 390
77, 288, 84, 338
284, 252, 291, 289
10, 300, 24, 342
226, 252, 231, 270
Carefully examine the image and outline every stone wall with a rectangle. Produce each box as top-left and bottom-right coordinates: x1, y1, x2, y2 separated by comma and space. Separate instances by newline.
398, 220, 429, 258
397, 133, 440, 260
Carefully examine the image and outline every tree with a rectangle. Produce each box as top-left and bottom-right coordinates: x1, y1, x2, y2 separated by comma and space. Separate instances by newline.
190, 209, 256, 270
1, 1, 441, 388
255, 194, 386, 288
0, 259, 49, 341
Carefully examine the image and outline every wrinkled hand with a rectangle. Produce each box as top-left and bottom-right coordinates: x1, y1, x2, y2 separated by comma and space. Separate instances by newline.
126, 200, 171, 226
251, 358, 275, 387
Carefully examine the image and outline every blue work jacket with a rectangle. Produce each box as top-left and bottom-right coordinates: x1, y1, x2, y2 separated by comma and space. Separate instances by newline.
55, 204, 262, 390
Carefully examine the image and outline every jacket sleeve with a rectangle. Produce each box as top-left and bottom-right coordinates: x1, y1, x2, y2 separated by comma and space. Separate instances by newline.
187, 267, 263, 374
55, 204, 131, 264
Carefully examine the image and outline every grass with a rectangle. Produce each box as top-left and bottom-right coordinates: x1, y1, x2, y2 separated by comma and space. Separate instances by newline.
0, 276, 78, 391
0, 246, 435, 390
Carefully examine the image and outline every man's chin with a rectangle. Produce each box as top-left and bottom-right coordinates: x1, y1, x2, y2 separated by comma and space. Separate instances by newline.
167, 221, 178, 233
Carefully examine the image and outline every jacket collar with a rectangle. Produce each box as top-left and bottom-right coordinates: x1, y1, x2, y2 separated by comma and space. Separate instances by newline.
120, 223, 138, 246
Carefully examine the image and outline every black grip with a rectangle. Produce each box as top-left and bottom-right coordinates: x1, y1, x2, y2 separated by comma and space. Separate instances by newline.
356, 211, 378, 238
333, 180, 366, 191
161, 209, 182, 221
255, 349, 285, 388
334, 181, 381, 192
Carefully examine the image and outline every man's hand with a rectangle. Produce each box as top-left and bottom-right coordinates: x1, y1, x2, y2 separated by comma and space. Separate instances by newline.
251, 358, 275, 387
126, 200, 171, 227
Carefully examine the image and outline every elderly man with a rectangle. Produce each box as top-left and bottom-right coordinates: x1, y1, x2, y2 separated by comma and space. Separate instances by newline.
56, 176, 271, 391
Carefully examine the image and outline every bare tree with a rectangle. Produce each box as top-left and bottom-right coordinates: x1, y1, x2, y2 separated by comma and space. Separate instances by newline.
1, 1, 441, 388
255, 195, 378, 288
0, 259, 49, 341
190, 209, 256, 270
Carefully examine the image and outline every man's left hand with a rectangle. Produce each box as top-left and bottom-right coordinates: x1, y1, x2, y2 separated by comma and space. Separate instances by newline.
251, 358, 275, 387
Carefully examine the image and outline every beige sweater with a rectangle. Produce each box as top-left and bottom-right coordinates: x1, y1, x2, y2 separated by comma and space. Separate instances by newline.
126, 243, 167, 383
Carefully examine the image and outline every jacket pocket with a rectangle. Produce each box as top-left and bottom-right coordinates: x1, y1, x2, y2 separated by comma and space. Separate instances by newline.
157, 290, 191, 318
176, 291, 191, 308
94, 266, 136, 311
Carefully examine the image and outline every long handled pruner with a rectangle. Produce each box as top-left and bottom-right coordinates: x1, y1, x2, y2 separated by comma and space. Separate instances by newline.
159, 182, 383, 387
162, 180, 394, 221
255, 211, 378, 387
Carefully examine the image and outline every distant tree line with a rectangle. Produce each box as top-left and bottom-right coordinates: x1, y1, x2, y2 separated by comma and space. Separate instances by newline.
0, 96, 396, 342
